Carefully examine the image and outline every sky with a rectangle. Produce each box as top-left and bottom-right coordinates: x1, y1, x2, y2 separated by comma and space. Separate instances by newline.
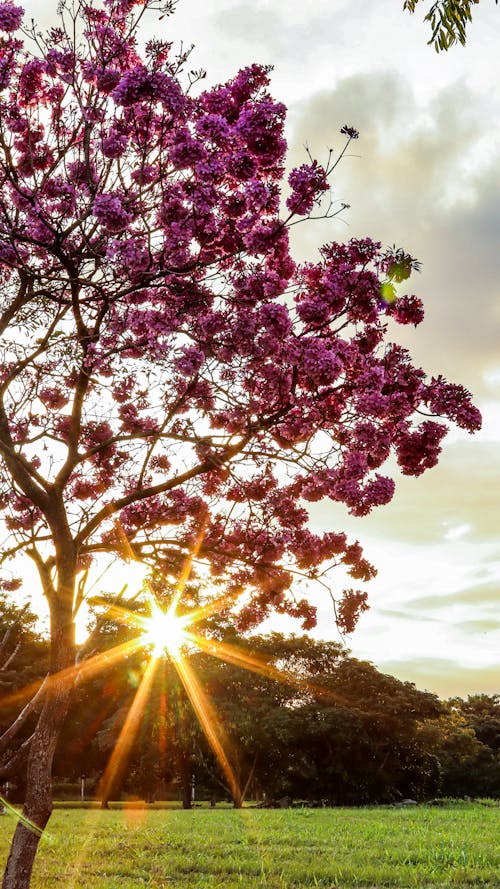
22, 0, 500, 699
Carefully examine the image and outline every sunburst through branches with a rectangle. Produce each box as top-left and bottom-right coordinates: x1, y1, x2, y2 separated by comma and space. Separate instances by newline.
1, 518, 349, 825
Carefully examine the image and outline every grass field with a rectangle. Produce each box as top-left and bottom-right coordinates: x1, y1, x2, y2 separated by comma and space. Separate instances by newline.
1, 803, 499, 888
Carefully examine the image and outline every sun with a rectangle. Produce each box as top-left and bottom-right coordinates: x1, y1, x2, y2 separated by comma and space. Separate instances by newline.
142, 601, 189, 660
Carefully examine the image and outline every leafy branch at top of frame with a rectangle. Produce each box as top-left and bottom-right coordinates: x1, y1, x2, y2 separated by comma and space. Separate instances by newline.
404, 0, 496, 51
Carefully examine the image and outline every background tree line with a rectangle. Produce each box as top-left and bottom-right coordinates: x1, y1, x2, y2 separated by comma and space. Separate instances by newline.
2, 599, 499, 807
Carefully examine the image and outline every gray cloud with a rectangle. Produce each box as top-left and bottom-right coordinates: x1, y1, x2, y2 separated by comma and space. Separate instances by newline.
288, 72, 500, 395
460, 618, 500, 633
378, 657, 500, 698
378, 608, 442, 623
407, 578, 500, 611
211, 3, 293, 56
209, 0, 380, 71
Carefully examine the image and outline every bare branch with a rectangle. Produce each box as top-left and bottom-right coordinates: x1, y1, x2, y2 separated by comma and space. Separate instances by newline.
0, 677, 48, 754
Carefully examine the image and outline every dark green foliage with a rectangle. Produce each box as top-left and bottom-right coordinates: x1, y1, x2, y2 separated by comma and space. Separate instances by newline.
456, 694, 500, 750
436, 696, 500, 798
199, 633, 445, 804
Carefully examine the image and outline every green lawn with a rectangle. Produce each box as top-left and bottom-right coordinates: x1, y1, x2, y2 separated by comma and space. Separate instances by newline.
1, 803, 499, 888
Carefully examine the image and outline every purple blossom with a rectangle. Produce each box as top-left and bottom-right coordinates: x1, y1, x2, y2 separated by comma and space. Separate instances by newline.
101, 129, 128, 159
286, 161, 328, 216
0, 2, 23, 32
0, 240, 22, 266
19, 59, 47, 105
396, 421, 448, 476
112, 64, 185, 114
67, 159, 97, 190
195, 113, 230, 143
426, 378, 482, 432
106, 237, 150, 279
175, 346, 205, 377
169, 128, 207, 169
103, 0, 141, 14
93, 193, 134, 232
365, 474, 395, 506
340, 124, 359, 139
236, 98, 287, 166
301, 339, 343, 386
97, 69, 122, 93
39, 387, 69, 410
387, 294, 425, 326
258, 302, 292, 338
228, 150, 257, 181
131, 164, 157, 185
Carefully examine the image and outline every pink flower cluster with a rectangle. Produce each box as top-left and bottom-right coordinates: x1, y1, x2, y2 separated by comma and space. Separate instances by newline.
386, 294, 424, 326
336, 589, 369, 634
286, 161, 328, 215
396, 420, 447, 475
0, 2, 22, 32
38, 387, 69, 410
425, 377, 482, 431
175, 346, 205, 378
93, 193, 135, 232
112, 64, 185, 114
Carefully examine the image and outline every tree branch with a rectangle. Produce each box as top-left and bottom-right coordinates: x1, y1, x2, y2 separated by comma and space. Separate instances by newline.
0, 677, 48, 755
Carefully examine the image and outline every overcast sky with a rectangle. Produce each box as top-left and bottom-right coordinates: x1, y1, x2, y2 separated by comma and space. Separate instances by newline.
23, 0, 500, 698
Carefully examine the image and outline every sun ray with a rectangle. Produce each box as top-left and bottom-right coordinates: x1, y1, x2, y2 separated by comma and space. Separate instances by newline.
165, 515, 209, 614
179, 588, 242, 626
0, 636, 145, 716
98, 655, 160, 804
173, 654, 241, 804
158, 664, 168, 778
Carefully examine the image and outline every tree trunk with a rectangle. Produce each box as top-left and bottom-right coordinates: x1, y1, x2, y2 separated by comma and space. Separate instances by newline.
2, 571, 75, 889
181, 781, 192, 810
2, 684, 72, 889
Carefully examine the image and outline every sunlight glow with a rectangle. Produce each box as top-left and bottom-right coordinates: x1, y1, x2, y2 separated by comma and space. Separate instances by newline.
141, 601, 190, 660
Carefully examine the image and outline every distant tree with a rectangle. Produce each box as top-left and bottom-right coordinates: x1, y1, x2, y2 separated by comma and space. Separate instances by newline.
404, 0, 497, 51
419, 701, 500, 798
430, 696, 500, 798
0, 0, 481, 885
50, 629, 448, 806
187, 633, 445, 805
455, 695, 500, 751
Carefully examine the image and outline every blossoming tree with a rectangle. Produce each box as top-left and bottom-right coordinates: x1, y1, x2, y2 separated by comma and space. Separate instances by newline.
0, 0, 481, 885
